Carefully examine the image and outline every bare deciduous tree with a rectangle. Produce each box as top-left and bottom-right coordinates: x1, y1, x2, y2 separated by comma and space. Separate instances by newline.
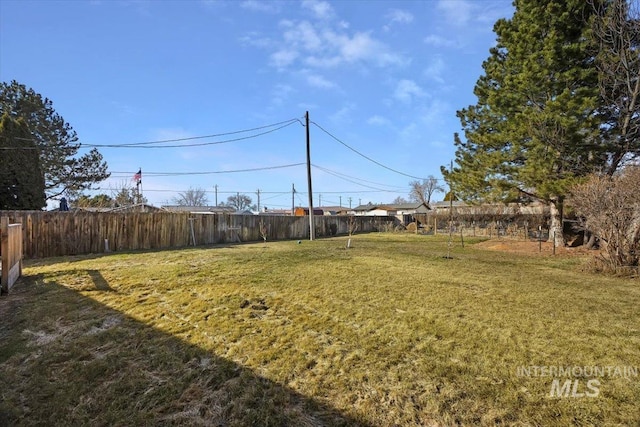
590, 0, 640, 174
392, 196, 409, 204
570, 167, 640, 274
409, 176, 444, 206
173, 187, 209, 206
226, 193, 254, 211
348, 215, 358, 236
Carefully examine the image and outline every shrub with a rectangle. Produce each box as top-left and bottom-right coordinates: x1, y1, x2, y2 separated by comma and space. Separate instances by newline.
570, 167, 640, 275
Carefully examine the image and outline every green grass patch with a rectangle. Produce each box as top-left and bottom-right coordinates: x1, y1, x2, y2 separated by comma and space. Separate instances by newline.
1, 233, 638, 426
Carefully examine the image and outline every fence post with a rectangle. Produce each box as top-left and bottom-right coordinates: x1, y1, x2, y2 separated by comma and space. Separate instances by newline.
538, 226, 542, 252
1, 217, 23, 295
1, 217, 6, 293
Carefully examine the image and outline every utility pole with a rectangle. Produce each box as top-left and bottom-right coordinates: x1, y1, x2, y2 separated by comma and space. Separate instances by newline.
256, 189, 261, 213
305, 111, 315, 240
339, 196, 342, 207
318, 193, 322, 208
291, 183, 295, 215
214, 185, 218, 206
359, 198, 362, 206
136, 167, 143, 210
448, 160, 454, 259
349, 197, 352, 209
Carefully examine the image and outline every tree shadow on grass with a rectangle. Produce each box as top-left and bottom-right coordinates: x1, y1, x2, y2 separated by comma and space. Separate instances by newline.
0, 276, 371, 427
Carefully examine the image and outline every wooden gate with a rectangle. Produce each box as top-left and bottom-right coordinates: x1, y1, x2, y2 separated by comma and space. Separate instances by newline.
1, 217, 23, 294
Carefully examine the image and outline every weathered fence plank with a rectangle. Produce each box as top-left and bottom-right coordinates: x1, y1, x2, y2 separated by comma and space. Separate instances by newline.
1, 217, 23, 294
0, 211, 396, 259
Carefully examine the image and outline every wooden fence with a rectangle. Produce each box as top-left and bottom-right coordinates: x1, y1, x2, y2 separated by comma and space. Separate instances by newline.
0, 211, 397, 259
1, 217, 23, 294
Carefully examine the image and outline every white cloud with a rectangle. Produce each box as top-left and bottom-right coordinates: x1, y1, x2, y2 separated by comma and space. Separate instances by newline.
301, 0, 334, 19
476, 2, 514, 24
239, 31, 273, 48
321, 30, 405, 67
419, 98, 450, 126
306, 74, 336, 89
270, 49, 299, 69
240, 0, 279, 13
271, 83, 295, 107
437, 0, 473, 27
200, 0, 223, 9
399, 122, 418, 140
329, 103, 355, 123
367, 115, 392, 126
434, 0, 512, 29
394, 79, 426, 103
251, 6, 407, 71
423, 34, 458, 49
386, 9, 413, 25
283, 20, 323, 51
424, 56, 445, 84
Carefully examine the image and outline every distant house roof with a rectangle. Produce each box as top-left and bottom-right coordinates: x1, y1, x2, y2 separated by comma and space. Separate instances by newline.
75, 203, 162, 213
110, 203, 162, 213
315, 205, 349, 215
261, 208, 292, 215
389, 202, 430, 211
352, 204, 379, 212
161, 205, 236, 213
294, 207, 324, 216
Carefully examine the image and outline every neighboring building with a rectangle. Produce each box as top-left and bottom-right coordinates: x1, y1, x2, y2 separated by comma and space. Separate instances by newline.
351, 202, 429, 225
161, 205, 236, 214
390, 202, 430, 225
317, 206, 348, 216
261, 208, 292, 216
110, 203, 163, 213
352, 204, 397, 217
75, 203, 162, 213
294, 207, 324, 216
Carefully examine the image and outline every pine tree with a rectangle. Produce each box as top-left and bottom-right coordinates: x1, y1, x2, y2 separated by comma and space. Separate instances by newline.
0, 80, 109, 199
443, 0, 604, 246
0, 113, 46, 209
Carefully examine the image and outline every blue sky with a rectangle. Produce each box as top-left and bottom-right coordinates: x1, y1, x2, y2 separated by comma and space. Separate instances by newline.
0, 0, 514, 210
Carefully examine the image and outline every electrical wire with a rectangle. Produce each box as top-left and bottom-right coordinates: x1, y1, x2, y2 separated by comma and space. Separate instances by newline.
107, 163, 305, 177
91, 118, 300, 147
2, 118, 301, 149
312, 165, 397, 192
312, 164, 406, 190
82, 120, 300, 148
310, 120, 429, 180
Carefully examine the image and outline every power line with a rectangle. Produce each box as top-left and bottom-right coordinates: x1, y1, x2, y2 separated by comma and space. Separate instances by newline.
312, 164, 406, 190
82, 119, 300, 149
3, 118, 300, 149
107, 163, 304, 177
312, 165, 397, 193
310, 120, 429, 180
93, 118, 300, 147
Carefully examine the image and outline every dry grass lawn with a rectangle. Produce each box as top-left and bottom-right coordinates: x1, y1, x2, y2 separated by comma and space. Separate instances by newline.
1, 233, 639, 426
